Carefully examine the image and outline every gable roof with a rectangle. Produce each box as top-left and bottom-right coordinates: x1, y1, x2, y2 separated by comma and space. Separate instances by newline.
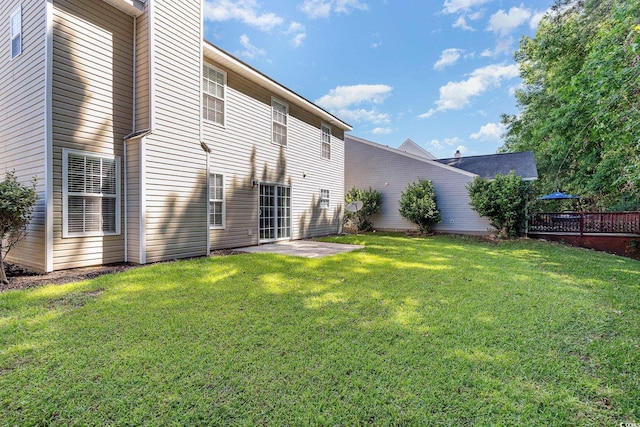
203, 41, 352, 132
436, 151, 538, 180
398, 139, 436, 160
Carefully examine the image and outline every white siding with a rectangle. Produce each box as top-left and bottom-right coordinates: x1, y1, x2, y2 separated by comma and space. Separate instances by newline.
141, 0, 207, 262
51, 0, 133, 269
203, 60, 345, 250
345, 136, 493, 234
0, 0, 47, 271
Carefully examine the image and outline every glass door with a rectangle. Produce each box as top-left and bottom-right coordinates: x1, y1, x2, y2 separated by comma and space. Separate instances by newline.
259, 184, 291, 242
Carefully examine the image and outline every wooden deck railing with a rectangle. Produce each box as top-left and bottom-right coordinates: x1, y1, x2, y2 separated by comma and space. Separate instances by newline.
529, 212, 640, 235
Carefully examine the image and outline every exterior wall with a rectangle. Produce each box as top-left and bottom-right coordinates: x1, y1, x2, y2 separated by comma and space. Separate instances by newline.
345, 137, 493, 234
141, 0, 207, 262
125, 138, 141, 264
203, 59, 345, 250
134, 9, 149, 130
0, 0, 48, 271
51, 0, 133, 269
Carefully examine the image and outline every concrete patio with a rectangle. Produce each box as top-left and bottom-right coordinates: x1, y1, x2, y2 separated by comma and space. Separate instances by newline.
236, 240, 364, 258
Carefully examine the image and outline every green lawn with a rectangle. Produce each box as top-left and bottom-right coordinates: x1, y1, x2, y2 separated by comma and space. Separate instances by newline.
1, 234, 638, 426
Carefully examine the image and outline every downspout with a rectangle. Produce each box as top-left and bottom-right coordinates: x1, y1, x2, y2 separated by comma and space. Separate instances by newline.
44, 0, 54, 272
124, 17, 137, 263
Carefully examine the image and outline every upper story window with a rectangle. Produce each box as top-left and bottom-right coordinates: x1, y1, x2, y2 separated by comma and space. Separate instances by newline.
63, 150, 121, 238
320, 189, 330, 209
203, 63, 226, 126
272, 99, 288, 146
321, 124, 331, 159
10, 5, 22, 60
209, 173, 225, 229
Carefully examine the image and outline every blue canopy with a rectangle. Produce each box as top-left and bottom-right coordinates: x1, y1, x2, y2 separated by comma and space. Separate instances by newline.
537, 191, 581, 200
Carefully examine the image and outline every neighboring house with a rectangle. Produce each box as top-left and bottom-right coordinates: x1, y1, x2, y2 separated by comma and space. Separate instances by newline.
398, 139, 436, 160
344, 135, 538, 234
436, 151, 538, 180
0, 0, 351, 272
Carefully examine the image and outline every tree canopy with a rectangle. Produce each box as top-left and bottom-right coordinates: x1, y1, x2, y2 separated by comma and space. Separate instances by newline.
501, 0, 640, 210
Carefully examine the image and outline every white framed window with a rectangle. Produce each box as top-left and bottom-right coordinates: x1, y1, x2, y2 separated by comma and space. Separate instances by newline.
203, 63, 226, 126
10, 5, 22, 60
321, 123, 331, 159
320, 189, 330, 209
62, 150, 121, 238
209, 173, 225, 229
272, 98, 288, 146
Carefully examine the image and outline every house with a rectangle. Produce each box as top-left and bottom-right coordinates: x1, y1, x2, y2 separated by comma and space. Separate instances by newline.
0, 0, 351, 273
344, 135, 537, 234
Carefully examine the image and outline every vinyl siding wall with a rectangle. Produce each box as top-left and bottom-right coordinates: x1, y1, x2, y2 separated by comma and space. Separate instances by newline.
134, 10, 149, 130
345, 137, 492, 234
0, 0, 47, 271
51, 0, 133, 269
203, 58, 345, 249
141, 0, 207, 262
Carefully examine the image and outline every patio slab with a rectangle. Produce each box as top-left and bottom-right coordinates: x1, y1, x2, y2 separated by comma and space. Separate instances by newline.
236, 240, 364, 258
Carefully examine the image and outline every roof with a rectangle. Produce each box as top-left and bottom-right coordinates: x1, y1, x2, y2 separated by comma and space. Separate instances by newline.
203, 41, 352, 132
398, 139, 436, 160
436, 151, 538, 180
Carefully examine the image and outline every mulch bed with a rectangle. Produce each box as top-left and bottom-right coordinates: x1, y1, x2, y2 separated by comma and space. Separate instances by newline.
1, 249, 245, 292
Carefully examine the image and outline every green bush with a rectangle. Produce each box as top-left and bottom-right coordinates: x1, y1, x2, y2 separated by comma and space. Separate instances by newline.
467, 172, 533, 238
344, 187, 382, 231
398, 179, 441, 233
0, 171, 38, 284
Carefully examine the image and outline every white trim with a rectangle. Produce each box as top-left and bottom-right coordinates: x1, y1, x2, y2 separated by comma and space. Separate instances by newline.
101, 0, 145, 17
44, 0, 53, 272
123, 138, 128, 262
202, 62, 226, 127
61, 149, 122, 238
148, 0, 155, 132
271, 97, 288, 147
10, 4, 22, 60
139, 137, 146, 264
203, 41, 352, 132
209, 172, 225, 229
205, 150, 210, 254
321, 122, 331, 160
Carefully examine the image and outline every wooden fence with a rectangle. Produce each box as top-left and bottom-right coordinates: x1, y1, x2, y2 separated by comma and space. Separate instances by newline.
529, 212, 640, 235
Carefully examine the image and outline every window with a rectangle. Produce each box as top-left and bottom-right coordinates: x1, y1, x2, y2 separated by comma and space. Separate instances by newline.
10, 5, 21, 59
63, 150, 121, 237
272, 99, 288, 146
209, 173, 224, 228
320, 189, 330, 209
203, 63, 225, 125
321, 124, 331, 159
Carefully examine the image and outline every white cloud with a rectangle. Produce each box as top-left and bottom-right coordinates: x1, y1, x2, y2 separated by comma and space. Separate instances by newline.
299, 0, 367, 19
452, 16, 474, 31
529, 10, 546, 29
204, 0, 283, 31
420, 63, 519, 117
434, 48, 464, 70
488, 6, 532, 36
372, 127, 393, 135
315, 84, 392, 110
286, 21, 307, 47
470, 122, 505, 140
442, 0, 491, 14
238, 34, 266, 59
316, 84, 392, 125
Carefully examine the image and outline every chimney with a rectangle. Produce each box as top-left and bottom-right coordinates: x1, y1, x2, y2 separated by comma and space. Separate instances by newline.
454, 150, 461, 158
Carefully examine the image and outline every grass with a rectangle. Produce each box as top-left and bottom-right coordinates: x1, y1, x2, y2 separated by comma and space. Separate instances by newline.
0, 234, 638, 426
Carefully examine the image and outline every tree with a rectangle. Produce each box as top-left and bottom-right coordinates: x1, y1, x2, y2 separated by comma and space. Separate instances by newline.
398, 179, 441, 233
467, 172, 533, 238
501, 0, 640, 210
0, 172, 38, 284
344, 187, 382, 231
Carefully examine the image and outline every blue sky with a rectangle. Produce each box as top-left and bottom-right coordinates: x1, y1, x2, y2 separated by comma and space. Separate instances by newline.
203, 0, 552, 158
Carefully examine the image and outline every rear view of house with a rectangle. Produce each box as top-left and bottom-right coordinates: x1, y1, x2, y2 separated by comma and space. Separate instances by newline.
0, 0, 351, 272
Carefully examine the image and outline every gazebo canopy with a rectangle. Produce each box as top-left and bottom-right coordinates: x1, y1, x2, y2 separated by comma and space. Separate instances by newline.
537, 191, 581, 200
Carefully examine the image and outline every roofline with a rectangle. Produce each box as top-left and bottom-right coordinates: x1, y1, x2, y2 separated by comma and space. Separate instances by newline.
345, 135, 478, 178
437, 150, 535, 162
203, 41, 352, 132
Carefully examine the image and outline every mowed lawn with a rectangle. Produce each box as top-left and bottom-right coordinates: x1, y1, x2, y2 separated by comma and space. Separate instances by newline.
1, 234, 638, 426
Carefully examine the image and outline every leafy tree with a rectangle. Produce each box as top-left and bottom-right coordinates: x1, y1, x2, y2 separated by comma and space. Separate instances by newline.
501, 0, 640, 209
467, 172, 533, 238
344, 187, 382, 231
0, 172, 38, 284
398, 179, 441, 233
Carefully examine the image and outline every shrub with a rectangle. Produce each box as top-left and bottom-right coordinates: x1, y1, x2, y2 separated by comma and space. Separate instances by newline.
344, 187, 382, 231
467, 172, 533, 238
398, 179, 441, 233
0, 171, 38, 284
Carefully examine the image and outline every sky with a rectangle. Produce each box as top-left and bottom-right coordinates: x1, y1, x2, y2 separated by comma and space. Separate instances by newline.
203, 0, 554, 159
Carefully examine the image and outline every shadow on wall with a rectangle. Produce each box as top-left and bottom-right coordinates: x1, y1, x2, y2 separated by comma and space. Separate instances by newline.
298, 195, 343, 239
